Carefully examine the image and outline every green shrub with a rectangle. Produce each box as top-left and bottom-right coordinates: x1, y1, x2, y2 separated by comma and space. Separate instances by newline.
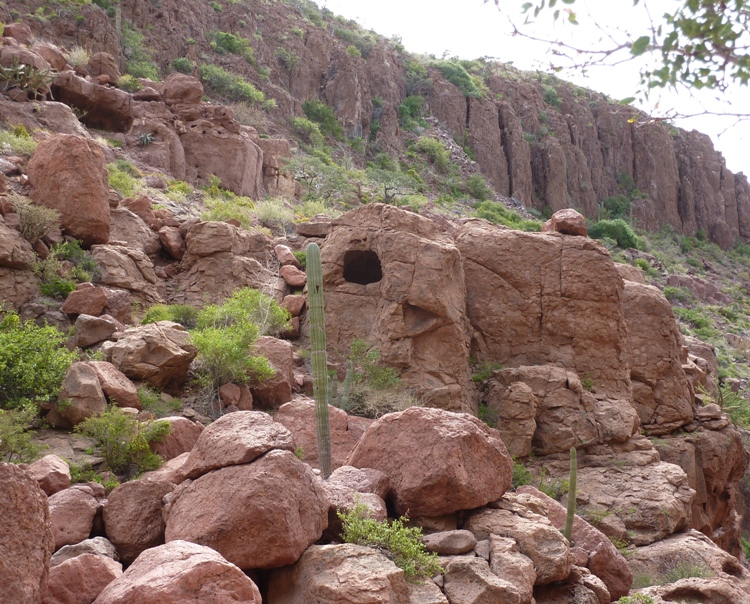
39, 275, 76, 299
397, 95, 425, 131
137, 386, 182, 417
275, 47, 300, 71
414, 137, 449, 173
633, 258, 659, 277
11, 195, 60, 242
171, 57, 194, 74
662, 561, 713, 583
141, 304, 199, 328
346, 44, 362, 58
333, 27, 375, 57
616, 596, 654, 604
253, 198, 295, 233
0, 407, 42, 462
75, 407, 169, 475
302, 99, 344, 140
512, 461, 532, 488
434, 60, 483, 98
0, 127, 39, 155
475, 201, 542, 232
588, 219, 641, 249
339, 502, 443, 581
348, 339, 401, 390
471, 361, 501, 383
293, 250, 307, 269
210, 31, 256, 64
600, 194, 631, 220
68, 461, 120, 491
107, 159, 141, 197
673, 307, 710, 329
405, 59, 431, 96
466, 174, 493, 201
116, 74, 141, 92
122, 23, 159, 80
542, 83, 561, 108
291, 116, 326, 147
0, 313, 76, 411
51, 240, 100, 282
716, 385, 750, 429
199, 64, 271, 106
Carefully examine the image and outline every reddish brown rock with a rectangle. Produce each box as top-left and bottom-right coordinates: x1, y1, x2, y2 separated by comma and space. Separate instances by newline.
250, 336, 294, 407
4, 22, 32, 45
488, 535, 536, 604
422, 530, 477, 555
443, 556, 523, 604
0, 464, 55, 604
0, 217, 35, 269
280, 263, 307, 287
165, 450, 329, 570
615, 263, 646, 284
295, 220, 331, 237
85, 361, 140, 409
161, 73, 203, 106
157, 226, 185, 260
48, 486, 99, 550
322, 481, 387, 539
139, 452, 189, 485
542, 208, 588, 236
149, 417, 203, 461
51, 72, 132, 132
182, 410, 294, 479
282, 294, 306, 317
74, 314, 119, 348
90, 244, 162, 305
28, 135, 110, 247
42, 553, 122, 604
102, 288, 132, 325
32, 43, 66, 71
274, 244, 301, 268
61, 285, 108, 317
28, 454, 71, 496
88, 52, 121, 81
275, 399, 358, 471
50, 537, 119, 568
103, 480, 174, 564
53, 363, 107, 427
93, 541, 262, 604
327, 465, 390, 500
347, 407, 513, 516
109, 207, 160, 256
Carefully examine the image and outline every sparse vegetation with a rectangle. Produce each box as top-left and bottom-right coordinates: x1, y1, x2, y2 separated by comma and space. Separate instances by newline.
588, 219, 641, 249
107, 159, 142, 198
414, 137, 449, 174
475, 201, 542, 232
210, 31, 256, 64
302, 99, 344, 140
199, 64, 274, 107
11, 195, 60, 242
0, 407, 42, 462
122, 22, 159, 80
0, 126, 39, 155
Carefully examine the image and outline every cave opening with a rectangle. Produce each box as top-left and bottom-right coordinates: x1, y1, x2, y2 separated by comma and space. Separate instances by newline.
343, 250, 382, 285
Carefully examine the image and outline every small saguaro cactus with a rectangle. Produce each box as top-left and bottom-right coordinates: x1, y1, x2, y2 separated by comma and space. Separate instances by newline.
563, 446, 578, 542
328, 360, 354, 410
306, 242, 332, 479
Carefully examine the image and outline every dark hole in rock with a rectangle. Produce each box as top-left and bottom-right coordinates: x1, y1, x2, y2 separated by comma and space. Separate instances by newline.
343, 250, 382, 285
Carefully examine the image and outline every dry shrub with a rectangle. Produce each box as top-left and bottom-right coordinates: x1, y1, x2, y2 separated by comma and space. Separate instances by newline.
11, 195, 60, 242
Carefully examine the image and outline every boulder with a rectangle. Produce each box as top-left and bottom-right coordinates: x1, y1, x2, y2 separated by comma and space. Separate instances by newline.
51, 71, 132, 132
280, 264, 307, 287
103, 480, 174, 564
257, 138, 296, 197
27, 134, 110, 247
533, 567, 607, 604
542, 208, 588, 236
457, 221, 632, 403
50, 537, 119, 568
102, 288, 133, 325
274, 399, 358, 470
0, 464, 55, 604
161, 73, 203, 106
267, 543, 411, 604
4, 22, 33, 45
321, 481, 387, 539
74, 314, 120, 348
109, 207, 161, 256
164, 450, 329, 570
328, 465, 390, 500
157, 226, 185, 260
28, 454, 71, 496
48, 486, 99, 550
517, 485, 632, 599
250, 336, 294, 408
85, 361, 140, 409
88, 52, 121, 81
140, 452, 190, 485
347, 407, 513, 517
422, 530, 477, 555
53, 362, 107, 427
443, 557, 523, 604
615, 263, 646, 284
42, 553, 122, 604
0, 265, 40, 309
90, 244, 162, 305
0, 219, 35, 268
274, 244, 300, 267
181, 410, 294, 479
465, 493, 573, 585
61, 285, 109, 317
108, 322, 197, 390
622, 281, 694, 433
488, 535, 536, 604
92, 541, 262, 604
485, 381, 537, 458
321, 205, 474, 411
282, 294, 306, 316
149, 417, 203, 461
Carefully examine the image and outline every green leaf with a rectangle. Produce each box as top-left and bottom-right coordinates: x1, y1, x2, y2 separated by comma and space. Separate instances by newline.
562, 0, 575, 3
521, 2, 533, 11
619, 97, 636, 105
630, 36, 650, 56
549, 0, 557, 7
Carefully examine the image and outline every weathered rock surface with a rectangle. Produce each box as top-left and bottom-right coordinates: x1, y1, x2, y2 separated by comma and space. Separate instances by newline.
51, 72, 132, 132
148, 417, 203, 461
443, 556, 522, 604
109, 207, 161, 256
267, 543, 411, 604
347, 407, 513, 516
165, 450, 328, 569
488, 535, 536, 604
85, 361, 140, 409
48, 486, 99, 550
74, 314, 120, 348
51, 537, 119, 568
321, 205, 475, 412
0, 464, 54, 604
53, 362, 107, 427
622, 281, 694, 433
28, 134, 110, 247
327, 465, 390, 500
61, 285, 109, 317
0, 218, 40, 308
250, 336, 294, 407
181, 410, 295, 479
42, 553, 122, 604
422, 530, 477, 555
103, 479, 174, 564
93, 540, 262, 604
28, 454, 71, 496
542, 208, 588, 236
108, 321, 197, 390
91, 244, 162, 305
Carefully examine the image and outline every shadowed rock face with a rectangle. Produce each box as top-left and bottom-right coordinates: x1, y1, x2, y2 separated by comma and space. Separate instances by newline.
320, 204, 475, 413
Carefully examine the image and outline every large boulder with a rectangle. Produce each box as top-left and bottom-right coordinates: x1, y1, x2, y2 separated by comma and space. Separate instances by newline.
109, 207, 161, 256
42, 553, 122, 604
48, 486, 99, 550
50, 537, 119, 568
27, 134, 110, 247
61, 284, 109, 317
148, 417, 203, 461
0, 215, 40, 308
488, 535, 536, 604
164, 450, 328, 570
90, 244, 162, 305
622, 281, 694, 433
108, 322, 197, 390
0, 464, 55, 604
181, 410, 295, 479
73, 314, 120, 348
85, 361, 140, 409
161, 73, 203, 106
267, 543, 411, 604
28, 454, 71, 496
103, 480, 174, 564
443, 557, 523, 604
53, 362, 107, 427
250, 336, 293, 407
321, 205, 475, 412
92, 541, 262, 604
457, 221, 632, 403
51, 71, 132, 132
347, 407, 513, 517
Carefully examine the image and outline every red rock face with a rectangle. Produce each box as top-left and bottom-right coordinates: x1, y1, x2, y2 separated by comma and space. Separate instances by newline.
28, 134, 110, 247
42, 553, 122, 604
0, 464, 55, 604
347, 407, 514, 517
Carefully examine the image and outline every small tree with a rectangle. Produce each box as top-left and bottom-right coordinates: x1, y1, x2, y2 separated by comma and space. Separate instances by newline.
366, 168, 419, 204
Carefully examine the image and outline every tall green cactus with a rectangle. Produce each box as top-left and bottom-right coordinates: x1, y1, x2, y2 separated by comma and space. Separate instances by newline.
564, 447, 577, 542
307, 242, 332, 479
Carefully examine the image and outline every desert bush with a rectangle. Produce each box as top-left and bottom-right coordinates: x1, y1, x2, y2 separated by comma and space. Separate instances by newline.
512, 460, 532, 488
171, 57, 194, 74
348, 339, 401, 390
65, 45, 90, 67
197, 287, 289, 336
414, 136, 449, 173
332, 27, 375, 57
229, 102, 269, 130
141, 304, 199, 328
0, 126, 39, 155
107, 159, 142, 197
210, 31, 256, 64
542, 83, 561, 108
339, 502, 443, 581
116, 74, 141, 92
121, 23, 159, 80
253, 198, 295, 233
0, 407, 42, 463
52, 240, 100, 282
68, 461, 120, 491
199, 64, 273, 107
616, 596, 654, 604
11, 195, 60, 242
76, 406, 169, 476
475, 201, 542, 232
405, 59, 431, 96
137, 385, 182, 417
433, 60, 483, 98
673, 306, 710, 329
346, 45, 361, 58
291, 117, 325, 148
588, 219, 641, 249
302, 99, 344, 140
275, 47, 300, 70
397, 95, 425, 131
466, 174, 493, 201
0, 312, 76, 411
165, 179, 193, 203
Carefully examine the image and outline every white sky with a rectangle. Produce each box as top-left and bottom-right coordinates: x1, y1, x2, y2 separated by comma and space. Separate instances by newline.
321, 0, 750, 175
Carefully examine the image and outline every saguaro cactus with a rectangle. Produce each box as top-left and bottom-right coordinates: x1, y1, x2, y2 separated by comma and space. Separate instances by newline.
306, 242, 332, 479
564, 447, 577, 542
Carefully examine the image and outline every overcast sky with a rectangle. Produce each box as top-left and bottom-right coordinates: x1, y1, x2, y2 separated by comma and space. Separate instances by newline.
321, 0, 750, 175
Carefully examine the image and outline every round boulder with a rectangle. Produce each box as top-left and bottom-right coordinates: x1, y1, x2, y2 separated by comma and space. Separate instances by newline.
347, 407, 513, 517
